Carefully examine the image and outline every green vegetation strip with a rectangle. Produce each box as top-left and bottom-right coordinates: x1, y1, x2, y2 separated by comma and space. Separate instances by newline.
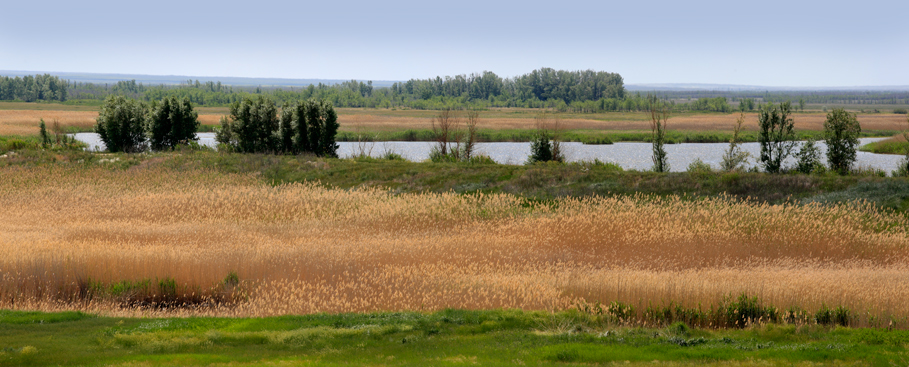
1, 309, 907, 366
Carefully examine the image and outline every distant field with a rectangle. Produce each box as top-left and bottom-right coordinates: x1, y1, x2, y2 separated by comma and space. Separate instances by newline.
1, 102, 906, 138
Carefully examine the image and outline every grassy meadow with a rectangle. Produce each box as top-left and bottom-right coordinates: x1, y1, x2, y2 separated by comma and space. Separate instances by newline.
4, 309, 909, 366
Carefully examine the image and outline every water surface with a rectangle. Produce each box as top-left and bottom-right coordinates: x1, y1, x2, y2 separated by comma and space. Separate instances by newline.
73, 133, 903, 173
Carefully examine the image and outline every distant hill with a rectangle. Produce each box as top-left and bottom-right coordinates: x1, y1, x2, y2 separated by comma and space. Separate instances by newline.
0, 70, 400, 88
626, 83, 909, 92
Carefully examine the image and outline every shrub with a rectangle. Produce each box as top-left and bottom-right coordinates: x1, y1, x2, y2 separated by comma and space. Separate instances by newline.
823, 108, 861, 175
527, 130, 553, 164
894, 108, 908, 114
721, 113, 750, 172
795, 139, 822, 174
527, 112, 564, 164
649, 95, 670, 172
381, 151, 406, 161
723, 294, 777, 328
466, 154, 496, 165
895, 156, 909, 177
687, 158, 713, 175
95, 95, 148, 153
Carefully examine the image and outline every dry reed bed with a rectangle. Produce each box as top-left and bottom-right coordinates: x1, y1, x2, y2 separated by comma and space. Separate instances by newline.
339, 112, 909, 132
0, 110, 222, 135
1, 165, 908, 323
3, 109, 905, 136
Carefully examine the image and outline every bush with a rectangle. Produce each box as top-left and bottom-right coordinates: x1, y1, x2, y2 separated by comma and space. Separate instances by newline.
686, 158, 713, 175
721, 113, 750, 172
723, 294, 777, 328
381, 151, 406, 161
893, 108, 908, 114
466, 154, 496, 164
95, 95, 148, 153
795, 139, 822, 174
895, 156, 909, 177
527, 130, 554, 164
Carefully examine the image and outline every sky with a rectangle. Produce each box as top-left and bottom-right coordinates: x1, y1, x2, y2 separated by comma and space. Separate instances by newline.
1, 0, 907, 87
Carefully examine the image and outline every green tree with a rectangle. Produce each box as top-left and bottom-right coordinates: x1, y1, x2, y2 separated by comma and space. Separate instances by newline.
38, 119, 49, 148
278, 104, 296, 153
823, 108, 861, 175
219, 96, 279, 153
721, 113, 751, 171
147, 97, 199, 151
799, 98, 806, 111
648, 95, 670, 172
319, 100, 340, 158
527, 130, 553, 164
526, 112, 563, 164
215, 116, 236, 149
795, 139, 822, 174
758, 102, 795, 173
95, 95, 148, 153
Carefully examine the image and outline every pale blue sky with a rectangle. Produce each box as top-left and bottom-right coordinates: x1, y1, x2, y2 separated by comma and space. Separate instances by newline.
1, 0, 906, 86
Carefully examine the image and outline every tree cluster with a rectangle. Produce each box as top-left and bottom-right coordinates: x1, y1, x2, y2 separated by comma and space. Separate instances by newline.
0, 74, 67, 102
95, 96, 199, 153
216, 96, 339, 156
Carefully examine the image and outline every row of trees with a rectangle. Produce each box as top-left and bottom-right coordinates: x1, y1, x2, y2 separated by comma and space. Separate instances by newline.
95, 96, 200, 152
526, 96, 865, 174
215, 96, 339, 156
0, 74, 68, 102
754, 102, 861, 175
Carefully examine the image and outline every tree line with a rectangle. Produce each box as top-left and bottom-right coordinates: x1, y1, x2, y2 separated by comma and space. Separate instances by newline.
0, 74, 68, 102
93, 95, 340, 156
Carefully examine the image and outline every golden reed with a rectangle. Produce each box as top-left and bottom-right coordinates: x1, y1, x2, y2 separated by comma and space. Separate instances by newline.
1, 164, 907, 325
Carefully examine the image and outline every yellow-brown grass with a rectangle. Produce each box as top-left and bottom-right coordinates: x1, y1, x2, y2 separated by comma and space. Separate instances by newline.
0, 110, 97, 135
3, 107, 906, 136
1, 164, 908, 323
332, 112, 909, 132
0, 110, 223, 136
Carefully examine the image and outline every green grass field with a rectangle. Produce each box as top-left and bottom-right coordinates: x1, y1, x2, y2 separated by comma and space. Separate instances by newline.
2, 309, 908, 366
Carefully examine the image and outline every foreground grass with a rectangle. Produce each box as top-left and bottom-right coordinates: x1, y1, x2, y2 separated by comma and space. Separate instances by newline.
2, 309, 908, 366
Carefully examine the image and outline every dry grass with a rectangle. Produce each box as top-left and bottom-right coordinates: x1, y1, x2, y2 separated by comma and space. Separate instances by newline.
3, 105, 906, 136
1, 164, 907, 325
0, 110, 98, 135
0, 110, 224, 135
334, 110, 909, 132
